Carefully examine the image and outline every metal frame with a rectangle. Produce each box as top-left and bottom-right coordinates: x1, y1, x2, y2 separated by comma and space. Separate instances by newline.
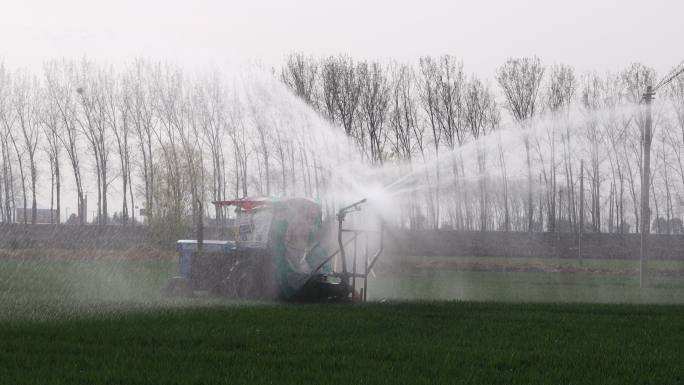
305, 198, 384, 302
336, 199, 384, 302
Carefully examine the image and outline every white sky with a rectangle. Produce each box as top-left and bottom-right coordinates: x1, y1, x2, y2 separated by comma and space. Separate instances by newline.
1, 0, 683, 218
1, 0, 683, 79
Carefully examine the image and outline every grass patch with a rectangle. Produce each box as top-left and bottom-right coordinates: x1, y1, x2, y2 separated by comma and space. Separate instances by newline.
369, 270, 684, 303
3, 255, 684, 322
1, 302, 684, 384
370, 255, 684, 304
0, 257, 179, 321
2, 256, 684, 383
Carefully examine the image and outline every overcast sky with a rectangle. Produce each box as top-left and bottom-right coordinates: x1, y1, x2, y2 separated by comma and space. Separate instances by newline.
1, 0, 682, 217
2, 0, 683, 79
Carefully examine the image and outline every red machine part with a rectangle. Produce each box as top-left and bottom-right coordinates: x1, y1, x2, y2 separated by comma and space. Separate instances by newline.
212, 197, 273, 211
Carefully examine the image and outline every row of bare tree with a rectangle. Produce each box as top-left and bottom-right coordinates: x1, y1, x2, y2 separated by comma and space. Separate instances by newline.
0, 59, 342, 233
281, 53, 684, 234
0, 56, 682, 235
0, 60, 221, 229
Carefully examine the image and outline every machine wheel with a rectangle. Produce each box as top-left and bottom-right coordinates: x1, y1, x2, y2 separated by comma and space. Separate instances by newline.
218, 262, 239, 298
234, 270, 256, 300
218, 260, 253, 300
226, 261, 262, 300
164, 276, 193, 297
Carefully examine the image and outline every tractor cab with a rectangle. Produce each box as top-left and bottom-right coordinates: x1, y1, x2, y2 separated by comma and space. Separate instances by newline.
229, 197, 277, 247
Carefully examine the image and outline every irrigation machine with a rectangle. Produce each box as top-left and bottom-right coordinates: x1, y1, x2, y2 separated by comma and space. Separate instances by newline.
165, 197, 384, 302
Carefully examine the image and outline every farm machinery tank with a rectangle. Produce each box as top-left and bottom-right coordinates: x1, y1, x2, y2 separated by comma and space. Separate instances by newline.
166, 197, 383, 302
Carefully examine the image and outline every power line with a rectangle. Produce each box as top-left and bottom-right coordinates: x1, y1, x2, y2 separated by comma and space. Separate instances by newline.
654, 60, 684, 92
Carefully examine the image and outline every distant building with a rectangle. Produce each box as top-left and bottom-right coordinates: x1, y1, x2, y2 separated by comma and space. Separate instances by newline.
15, 208, 60, 224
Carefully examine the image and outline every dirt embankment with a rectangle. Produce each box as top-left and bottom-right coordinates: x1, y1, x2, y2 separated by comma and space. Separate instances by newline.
0, 245, 175, 260
384, 258, 684, 277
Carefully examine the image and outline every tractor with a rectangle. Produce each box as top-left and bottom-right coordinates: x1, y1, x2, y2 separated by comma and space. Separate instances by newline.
165, 197, 383, 302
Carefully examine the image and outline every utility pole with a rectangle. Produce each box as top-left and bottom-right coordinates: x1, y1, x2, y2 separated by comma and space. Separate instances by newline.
82, 193, 88, 226
640, 85, 655, 288
556, 188, 563, 259
197, 199, 204, 252
579, 160, 584, 265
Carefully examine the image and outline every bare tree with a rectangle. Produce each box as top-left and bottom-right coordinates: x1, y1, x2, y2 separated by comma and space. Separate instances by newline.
129, 60, 157, 221
105, 71, 135, 225
281, 52, 319, 107
0, 64, 17, 223
245, 81, 273, 195
197, 74, 228, 220
388, 63, 418, 162
464, 77, 499, 230
542, 64, 576, 232
45, 61, 86, 224
322, 56, 361, 136
418, 56, 444, 228
387, 63, 421, 227
358, 61, 390, 165
152, 64, 186, 225
40, 75, 63, 224
497, 56, 545, 231
74, 61, 112, 225
225, 91, 249, 198
580, 73, 607, 232
11, 72, 41, 224
435, 56, 466, 229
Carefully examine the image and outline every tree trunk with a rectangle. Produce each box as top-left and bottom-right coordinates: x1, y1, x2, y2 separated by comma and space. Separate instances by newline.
524, 138, 533, 232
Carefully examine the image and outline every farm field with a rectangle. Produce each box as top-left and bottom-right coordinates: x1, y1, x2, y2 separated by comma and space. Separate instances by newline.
1, 255, 684, 384
370, 255, 684, 304
2, 255, 684, 321
2, 301, 684, 384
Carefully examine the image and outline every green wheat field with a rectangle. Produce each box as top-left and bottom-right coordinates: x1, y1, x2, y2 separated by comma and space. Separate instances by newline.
1, 256, 683, 384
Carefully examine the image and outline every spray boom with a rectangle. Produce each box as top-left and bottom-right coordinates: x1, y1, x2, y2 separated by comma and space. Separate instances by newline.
337, 198, 367, 221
